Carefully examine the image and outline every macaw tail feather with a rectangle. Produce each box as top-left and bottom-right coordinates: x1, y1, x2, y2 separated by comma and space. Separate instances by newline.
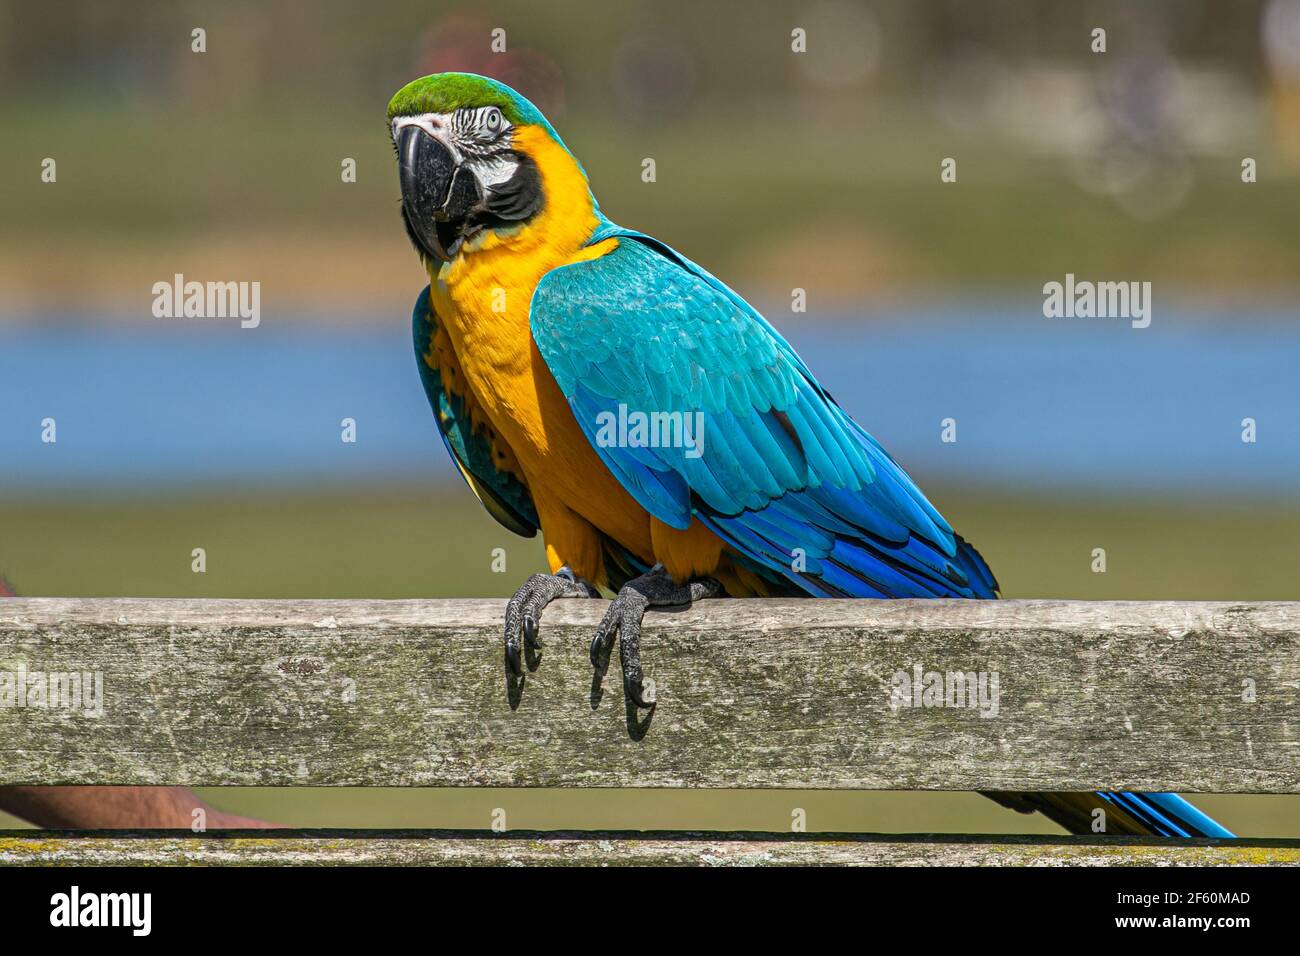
983, 790, 1234, 837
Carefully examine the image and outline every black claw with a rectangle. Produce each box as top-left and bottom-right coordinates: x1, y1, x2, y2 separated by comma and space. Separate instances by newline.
621, 635, 650, 710
505, 641, 522, 678
524, 613, 543, 672
627, 682, 653, 710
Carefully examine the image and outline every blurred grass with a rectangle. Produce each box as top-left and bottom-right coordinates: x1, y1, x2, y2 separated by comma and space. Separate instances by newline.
6, 106, 1300, 313
6, 0, 1300, 317
1, 483, 1296, 835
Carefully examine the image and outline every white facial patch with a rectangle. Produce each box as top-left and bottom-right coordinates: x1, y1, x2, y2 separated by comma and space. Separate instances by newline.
390, 111, 519, 189
392, 113, 459, 159
473, 153, 520, 188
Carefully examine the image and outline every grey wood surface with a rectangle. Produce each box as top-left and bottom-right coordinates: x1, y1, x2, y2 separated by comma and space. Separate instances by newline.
1, 598, 1296, 790
2, 831, 1296, 866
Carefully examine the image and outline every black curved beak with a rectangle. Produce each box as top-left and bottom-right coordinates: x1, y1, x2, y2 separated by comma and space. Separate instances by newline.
397, 125, 483, 263
398, 125, 455, 262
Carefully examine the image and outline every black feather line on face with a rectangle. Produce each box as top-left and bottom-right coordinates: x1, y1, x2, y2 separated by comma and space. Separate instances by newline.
399, 203, 430, 264
484, 153, 543, 222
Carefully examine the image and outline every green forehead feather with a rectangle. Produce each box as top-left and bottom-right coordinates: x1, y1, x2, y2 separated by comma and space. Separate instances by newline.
387, 72, 545, 127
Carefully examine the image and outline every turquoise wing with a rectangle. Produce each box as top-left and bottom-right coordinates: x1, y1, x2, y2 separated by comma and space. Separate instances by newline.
412, 286, 538, 538
529, 232, 997, 599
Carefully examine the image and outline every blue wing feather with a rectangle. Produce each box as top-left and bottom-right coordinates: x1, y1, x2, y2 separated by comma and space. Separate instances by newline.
526, 225, 1240, 837
531, 230, 995, 599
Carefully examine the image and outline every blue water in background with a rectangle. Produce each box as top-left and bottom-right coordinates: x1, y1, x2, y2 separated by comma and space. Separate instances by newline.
1, 303, 1296, 497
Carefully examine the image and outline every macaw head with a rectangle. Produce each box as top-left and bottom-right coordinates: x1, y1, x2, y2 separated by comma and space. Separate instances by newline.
388, 72, 591, 264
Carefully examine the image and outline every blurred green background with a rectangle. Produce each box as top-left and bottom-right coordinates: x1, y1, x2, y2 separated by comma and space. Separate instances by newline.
2, 0, 1299, 835
5, 0, 1300, 312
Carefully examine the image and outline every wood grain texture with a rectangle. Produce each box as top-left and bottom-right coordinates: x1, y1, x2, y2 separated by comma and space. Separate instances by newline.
2, 831, 1297, 867
1, 598, 1297, 790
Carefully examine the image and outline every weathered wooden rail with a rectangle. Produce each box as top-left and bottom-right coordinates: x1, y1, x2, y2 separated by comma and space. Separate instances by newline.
1, 598, 1298, 865
4, 831, 1298, 867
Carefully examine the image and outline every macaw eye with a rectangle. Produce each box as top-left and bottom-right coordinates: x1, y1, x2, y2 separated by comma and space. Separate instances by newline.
483, 107, 503, 133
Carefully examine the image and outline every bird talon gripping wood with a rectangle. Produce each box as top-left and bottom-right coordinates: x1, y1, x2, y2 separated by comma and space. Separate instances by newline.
589, 565, 722, 711
389, 72, 1234, 838
504, 569, 595, 683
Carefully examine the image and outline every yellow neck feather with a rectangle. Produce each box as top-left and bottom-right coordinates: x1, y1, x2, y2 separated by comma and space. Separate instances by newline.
432, 124, 599, 297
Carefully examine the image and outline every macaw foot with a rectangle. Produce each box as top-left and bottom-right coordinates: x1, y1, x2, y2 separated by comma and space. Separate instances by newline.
589, 564, 721, 727
504, 567, 598, 708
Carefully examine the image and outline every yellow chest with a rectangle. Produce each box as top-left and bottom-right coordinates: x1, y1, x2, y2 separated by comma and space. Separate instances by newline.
430, 249, 547, 444
430, 232, 619, 460
421, 126, 666, 573
425, 123, 617, 476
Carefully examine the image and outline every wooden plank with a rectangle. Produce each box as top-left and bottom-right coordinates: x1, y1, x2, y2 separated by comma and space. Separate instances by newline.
1, 830, 1297, 867
0, 598, 1297, 790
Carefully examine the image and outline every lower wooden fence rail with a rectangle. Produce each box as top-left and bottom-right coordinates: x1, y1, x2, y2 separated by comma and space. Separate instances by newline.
1, 598, 1297, 865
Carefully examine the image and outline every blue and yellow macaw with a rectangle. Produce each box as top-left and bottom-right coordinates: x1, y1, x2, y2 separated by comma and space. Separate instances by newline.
388, 72, 1232, 839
